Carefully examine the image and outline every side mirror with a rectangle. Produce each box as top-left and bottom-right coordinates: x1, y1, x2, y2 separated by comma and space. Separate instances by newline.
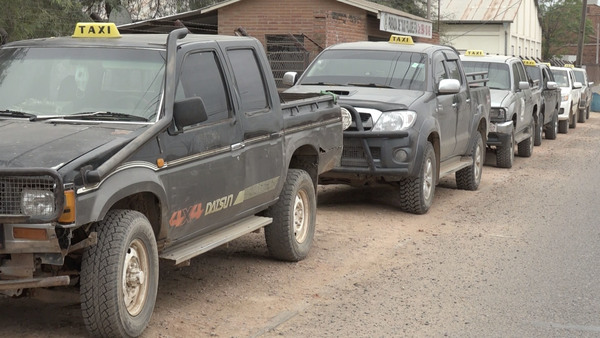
518, 81, 530, 90
282, 72, 298, 87
573, 81, 582, 89
438, 79, 460, 94
173, 97, 208, 130
546, 81, 558, 90
589, 82, 595, 86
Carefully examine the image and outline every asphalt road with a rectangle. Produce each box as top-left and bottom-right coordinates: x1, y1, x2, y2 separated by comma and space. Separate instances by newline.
1, 113, 600, 338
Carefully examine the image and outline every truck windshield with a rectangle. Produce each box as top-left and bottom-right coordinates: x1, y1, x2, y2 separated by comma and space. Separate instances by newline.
550, 69, 569, 87
462, 61, 510, 90
573, 70, 585, 84
300, 50, 427, 90
0, 47, 165, 121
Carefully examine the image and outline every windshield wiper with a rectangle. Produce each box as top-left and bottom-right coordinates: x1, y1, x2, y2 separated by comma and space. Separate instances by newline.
0, 110, 37, 120
347, 83, 394, 89
35, 111, 149, 122
301, 82, 345, 86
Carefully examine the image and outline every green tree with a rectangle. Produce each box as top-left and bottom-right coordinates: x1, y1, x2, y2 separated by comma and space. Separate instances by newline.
540, 0, 593, 60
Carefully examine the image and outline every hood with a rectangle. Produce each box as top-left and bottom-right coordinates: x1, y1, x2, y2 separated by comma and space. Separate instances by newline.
285, 85, 426, 109
0, 120, 146, 168
489, 89, 510, 108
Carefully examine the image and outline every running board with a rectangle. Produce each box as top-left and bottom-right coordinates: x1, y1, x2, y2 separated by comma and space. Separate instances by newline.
160, 215, 273, 265
439, 156, 472, 178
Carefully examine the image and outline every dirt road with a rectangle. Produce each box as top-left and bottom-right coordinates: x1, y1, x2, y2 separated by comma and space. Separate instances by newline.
3, 114, 600, 337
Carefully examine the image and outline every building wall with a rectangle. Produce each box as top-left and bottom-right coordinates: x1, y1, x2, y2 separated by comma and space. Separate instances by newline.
509, 0, 542, 58
444, 24, 506, 55
443, 0, 542, 58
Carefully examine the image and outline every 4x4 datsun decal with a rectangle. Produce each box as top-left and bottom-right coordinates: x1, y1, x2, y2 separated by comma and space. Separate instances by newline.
169, 176, 280, 227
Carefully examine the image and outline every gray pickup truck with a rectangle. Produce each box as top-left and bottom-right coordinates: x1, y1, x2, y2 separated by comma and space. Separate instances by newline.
524, 60, 561, 144
284, 36, 490, 214
0, 23, 342, 337
461, 52, 539, 168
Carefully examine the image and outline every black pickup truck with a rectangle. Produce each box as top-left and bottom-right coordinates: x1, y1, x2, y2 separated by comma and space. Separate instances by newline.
284, 36, 490, 214
0, 23, 342, 336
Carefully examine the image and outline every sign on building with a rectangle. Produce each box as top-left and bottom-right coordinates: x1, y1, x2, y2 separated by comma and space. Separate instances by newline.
379, 12, 432, 39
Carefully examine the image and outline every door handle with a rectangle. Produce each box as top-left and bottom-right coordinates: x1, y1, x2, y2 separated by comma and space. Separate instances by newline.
231, 142, 245, 151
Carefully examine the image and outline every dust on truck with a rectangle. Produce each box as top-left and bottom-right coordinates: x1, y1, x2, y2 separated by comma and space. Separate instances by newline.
284, 36, 490, 214
0, 23, 343, 336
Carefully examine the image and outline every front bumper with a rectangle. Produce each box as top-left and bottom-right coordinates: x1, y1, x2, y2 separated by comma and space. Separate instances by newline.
486, 121, 513, 147
558, 100, 572, 120
321, 106, 418, 181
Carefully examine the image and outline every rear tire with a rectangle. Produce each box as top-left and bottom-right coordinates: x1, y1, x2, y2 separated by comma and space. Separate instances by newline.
399, 142, 436, 214
518, 119, 534, 157
534, 112, 543, 146
496, 128, 514, 168
586, 106, 590, 119
81, 210, 159, 338
456, 132, 484, 191
545, 112, 558, 140
264, 169, 316, 262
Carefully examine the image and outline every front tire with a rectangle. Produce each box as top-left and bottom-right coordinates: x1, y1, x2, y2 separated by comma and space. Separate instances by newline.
545, 112, 558, 140
264, 169, 316, 262
81, 210, 159, 338
578, 108, 586, 123
518, 119, 534, 157
496, 128, 515, 168
456, 132, 484, 191
534, 113, 543, 146
558, 119, 569, 134
399, 142, 436, 214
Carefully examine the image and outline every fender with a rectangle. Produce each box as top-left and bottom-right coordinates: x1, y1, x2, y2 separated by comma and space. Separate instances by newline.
413, 114, 440, 177
76, 165, 169, 230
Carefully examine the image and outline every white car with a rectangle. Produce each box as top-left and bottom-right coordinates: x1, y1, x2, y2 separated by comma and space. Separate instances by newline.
550, 66, 582, 133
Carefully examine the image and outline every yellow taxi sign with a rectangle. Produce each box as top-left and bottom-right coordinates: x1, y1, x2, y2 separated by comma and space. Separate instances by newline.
543, 62, 551, 66
389, 35, 414, 45
523, 60, 537, 66
564, 63, 575, 68
73, 22, 121, 38
465, 50, 485, 56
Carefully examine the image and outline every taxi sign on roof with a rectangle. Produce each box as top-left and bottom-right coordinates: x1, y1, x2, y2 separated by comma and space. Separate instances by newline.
73, 22, 121, 38
523, 60, 537, 66
389, 35, 414, 45
564, 63, 575, 68
464, 50, 485, 56
543, 62, 551, 66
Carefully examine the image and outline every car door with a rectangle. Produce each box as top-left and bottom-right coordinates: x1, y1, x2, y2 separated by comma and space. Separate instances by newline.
513, 62, 533, 129
222, 43, 285, 209
158, 45, 247, 242
433, 52, 458, 159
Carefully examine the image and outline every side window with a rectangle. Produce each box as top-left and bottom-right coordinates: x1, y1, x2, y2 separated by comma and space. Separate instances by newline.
446, 60, 462, 84
177, 51, 230, 123
512, 63, 521, 89
227, 49, 269, 113
432, 53, 447, 87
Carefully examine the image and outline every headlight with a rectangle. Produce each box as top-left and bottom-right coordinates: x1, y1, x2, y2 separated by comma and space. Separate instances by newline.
21, 189, 55, 217
340, 107, 352, 130
372, 110, 417, 132
562, 94, 570, 101
490, 108, 506, 120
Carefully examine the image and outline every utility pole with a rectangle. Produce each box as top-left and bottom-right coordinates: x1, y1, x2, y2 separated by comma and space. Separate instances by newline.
576, 0, 588, 67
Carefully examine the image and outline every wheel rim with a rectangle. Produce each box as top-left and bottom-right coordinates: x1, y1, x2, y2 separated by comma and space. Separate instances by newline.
293, 190, 310, 244
422, 157, 434, 201
474, 141, 483, 181
122, 238, 149, 316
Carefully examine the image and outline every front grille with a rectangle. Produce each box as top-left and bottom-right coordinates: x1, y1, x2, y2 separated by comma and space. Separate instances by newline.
0, 169, 63, 223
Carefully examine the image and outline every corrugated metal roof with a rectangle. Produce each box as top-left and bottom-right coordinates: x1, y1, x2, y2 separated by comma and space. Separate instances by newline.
443, 0, 522, 22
